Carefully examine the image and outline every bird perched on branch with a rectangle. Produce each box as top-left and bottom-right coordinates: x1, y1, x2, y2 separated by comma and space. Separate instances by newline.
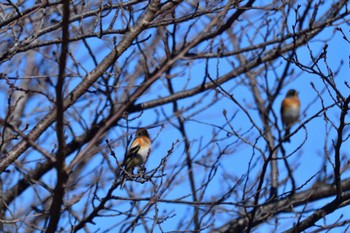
120, 128, 151, 189
281, 89, 300, 142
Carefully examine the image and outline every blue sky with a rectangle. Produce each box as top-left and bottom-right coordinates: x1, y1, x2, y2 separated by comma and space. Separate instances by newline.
0, 1, 349, 232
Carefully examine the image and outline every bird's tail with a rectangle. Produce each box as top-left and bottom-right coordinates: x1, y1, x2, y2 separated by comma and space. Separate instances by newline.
120, 164, 132, 190
284, 128, 291, 143
120, 174, 126, 190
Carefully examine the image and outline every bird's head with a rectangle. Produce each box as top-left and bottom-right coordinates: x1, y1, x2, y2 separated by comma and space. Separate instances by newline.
136, 128, 149, 137
286, 89, 298, 98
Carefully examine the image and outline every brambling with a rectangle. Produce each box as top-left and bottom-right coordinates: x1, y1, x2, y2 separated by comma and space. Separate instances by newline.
281, 89, 300, 142
120, 128, 151, 189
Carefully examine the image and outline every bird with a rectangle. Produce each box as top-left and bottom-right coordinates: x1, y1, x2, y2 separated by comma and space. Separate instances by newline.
120, 128, 151, 189
281, 89, 300, 142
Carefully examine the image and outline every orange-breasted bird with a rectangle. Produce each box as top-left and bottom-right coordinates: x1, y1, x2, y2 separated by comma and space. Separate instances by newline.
120, 128, 151, 189
281, 89, 300, 142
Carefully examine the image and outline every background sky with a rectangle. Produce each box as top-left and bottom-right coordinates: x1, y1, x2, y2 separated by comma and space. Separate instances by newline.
0, 0, 349, 232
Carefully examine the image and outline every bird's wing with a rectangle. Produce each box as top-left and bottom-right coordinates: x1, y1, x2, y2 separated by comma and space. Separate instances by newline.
124, 138, 142, 162
122, 143, 140, 172
281, 99, 286, 126
127, 144, 140, 158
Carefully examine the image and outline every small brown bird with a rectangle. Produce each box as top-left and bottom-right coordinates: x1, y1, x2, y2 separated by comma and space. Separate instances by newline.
120, 128, 151, 189
281, 89, 300, 142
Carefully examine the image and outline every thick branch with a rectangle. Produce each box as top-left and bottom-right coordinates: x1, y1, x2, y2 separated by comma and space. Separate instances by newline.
0, 0, 163, 174
211, 178, 350, 233
45, 1, 70, 231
